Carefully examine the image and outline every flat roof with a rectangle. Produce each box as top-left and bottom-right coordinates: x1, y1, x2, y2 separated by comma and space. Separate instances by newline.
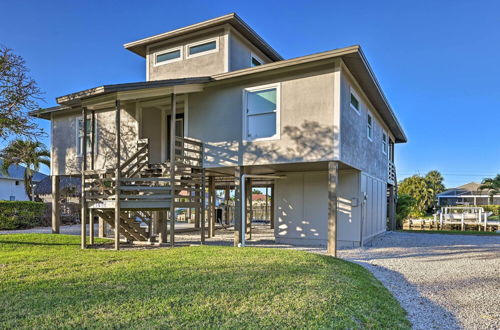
124, 13, 283, 62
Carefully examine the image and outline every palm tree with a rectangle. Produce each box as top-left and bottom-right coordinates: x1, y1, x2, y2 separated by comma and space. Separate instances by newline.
1, 140, 50, 201
479, 174, 500, 205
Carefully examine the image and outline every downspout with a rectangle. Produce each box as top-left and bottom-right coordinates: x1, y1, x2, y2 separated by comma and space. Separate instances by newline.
240, 174, 285, 247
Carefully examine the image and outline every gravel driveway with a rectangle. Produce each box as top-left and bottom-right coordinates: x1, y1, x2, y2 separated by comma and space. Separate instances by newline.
341, 232, 500, 330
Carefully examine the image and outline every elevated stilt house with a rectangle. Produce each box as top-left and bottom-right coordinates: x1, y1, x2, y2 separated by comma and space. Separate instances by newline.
31, 13, 407, 254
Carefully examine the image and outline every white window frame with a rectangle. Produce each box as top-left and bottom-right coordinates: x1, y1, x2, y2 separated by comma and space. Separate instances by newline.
154, 46, 183, 66
250, 53, 263, 67
76, 117, 98, 156
350, 88, 361, 115
242, 83, 281, 142
186, 37, 219, 59
367, 112, 373, 141
382, 131, 388, 154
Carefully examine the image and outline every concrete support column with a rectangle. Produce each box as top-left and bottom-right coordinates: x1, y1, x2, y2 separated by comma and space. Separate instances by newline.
209, 176, 216, 237
234, 166, 243, 246
270, 183, 275, 230
200, 169, 206, 244
327, 161, 338, 257
224, 187, 230, 225
246, 178, 252, 239
51, 175, 60, 234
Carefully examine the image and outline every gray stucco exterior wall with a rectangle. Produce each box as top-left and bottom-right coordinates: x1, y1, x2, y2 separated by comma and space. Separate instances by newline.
147, 29, 226, 81
228, 28, 273, 71
339, 69, 390, 181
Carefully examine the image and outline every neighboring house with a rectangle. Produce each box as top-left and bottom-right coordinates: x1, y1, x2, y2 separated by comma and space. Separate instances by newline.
33, 175, 81, 202
437, 182, 500, 206
0, 160, 47, 201
30, 13, 407, 251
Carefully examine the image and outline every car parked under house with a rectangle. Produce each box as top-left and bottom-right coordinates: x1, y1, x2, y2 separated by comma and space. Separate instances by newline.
30, 13, 407, 253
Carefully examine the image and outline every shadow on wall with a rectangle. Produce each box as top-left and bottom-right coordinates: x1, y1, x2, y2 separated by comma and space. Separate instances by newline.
204, 120, 339, 166
59, 121, 138, 174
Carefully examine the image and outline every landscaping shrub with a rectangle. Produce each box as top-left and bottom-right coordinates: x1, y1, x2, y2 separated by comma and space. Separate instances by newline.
0, 201, 46, 230
396, 194, 415, 228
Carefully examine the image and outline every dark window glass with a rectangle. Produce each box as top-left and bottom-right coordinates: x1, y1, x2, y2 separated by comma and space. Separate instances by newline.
251, 57, 262, 67
189, 41, 216, 55
157, 50, 181, 63
350, 93, 359, 110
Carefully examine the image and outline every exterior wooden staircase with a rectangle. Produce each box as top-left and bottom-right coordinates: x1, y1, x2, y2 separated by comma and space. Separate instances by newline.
84, 137, 204, 242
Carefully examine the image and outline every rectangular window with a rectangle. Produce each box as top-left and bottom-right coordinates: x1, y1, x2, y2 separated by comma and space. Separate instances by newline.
9, 196, 15, 201
251, 54, 263, 67
187, 39, 217, 57
350, 90, 361, 114
76, 117, 97, 156
244, 84, 280, 141
156, 48, 181, 64
382, 132, 388, 154
367, 113, 373, 140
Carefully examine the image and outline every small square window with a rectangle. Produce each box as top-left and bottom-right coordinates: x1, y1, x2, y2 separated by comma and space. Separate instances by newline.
251, 55, 262, 67
15, 180, 20, 186
367, 114, 373, 140
9, 196, 15, 201
350, 92, 360, 113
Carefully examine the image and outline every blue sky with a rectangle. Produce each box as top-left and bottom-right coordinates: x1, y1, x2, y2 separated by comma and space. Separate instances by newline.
1, 0, 499, 187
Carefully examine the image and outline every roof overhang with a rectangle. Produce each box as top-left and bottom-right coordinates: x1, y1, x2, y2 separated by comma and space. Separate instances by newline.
123, 13, 283, 62
29, 77, 210, 119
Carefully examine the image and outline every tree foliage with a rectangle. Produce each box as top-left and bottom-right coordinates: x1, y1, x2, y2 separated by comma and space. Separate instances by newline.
396, 194, 415, 226
479, 174, 500, 204
1, 139, 49, 201
425, 170, 445, 196
398, 170, 445, 217
0, 46, 43, 140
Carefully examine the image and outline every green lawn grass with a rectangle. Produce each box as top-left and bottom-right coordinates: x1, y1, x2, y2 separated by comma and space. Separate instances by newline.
0, 234, 410, 329
399, 229, 500, 236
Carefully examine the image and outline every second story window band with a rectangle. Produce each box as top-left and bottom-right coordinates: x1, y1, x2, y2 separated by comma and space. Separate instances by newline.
156, 49, 181, 64
188, 39, 217, 57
